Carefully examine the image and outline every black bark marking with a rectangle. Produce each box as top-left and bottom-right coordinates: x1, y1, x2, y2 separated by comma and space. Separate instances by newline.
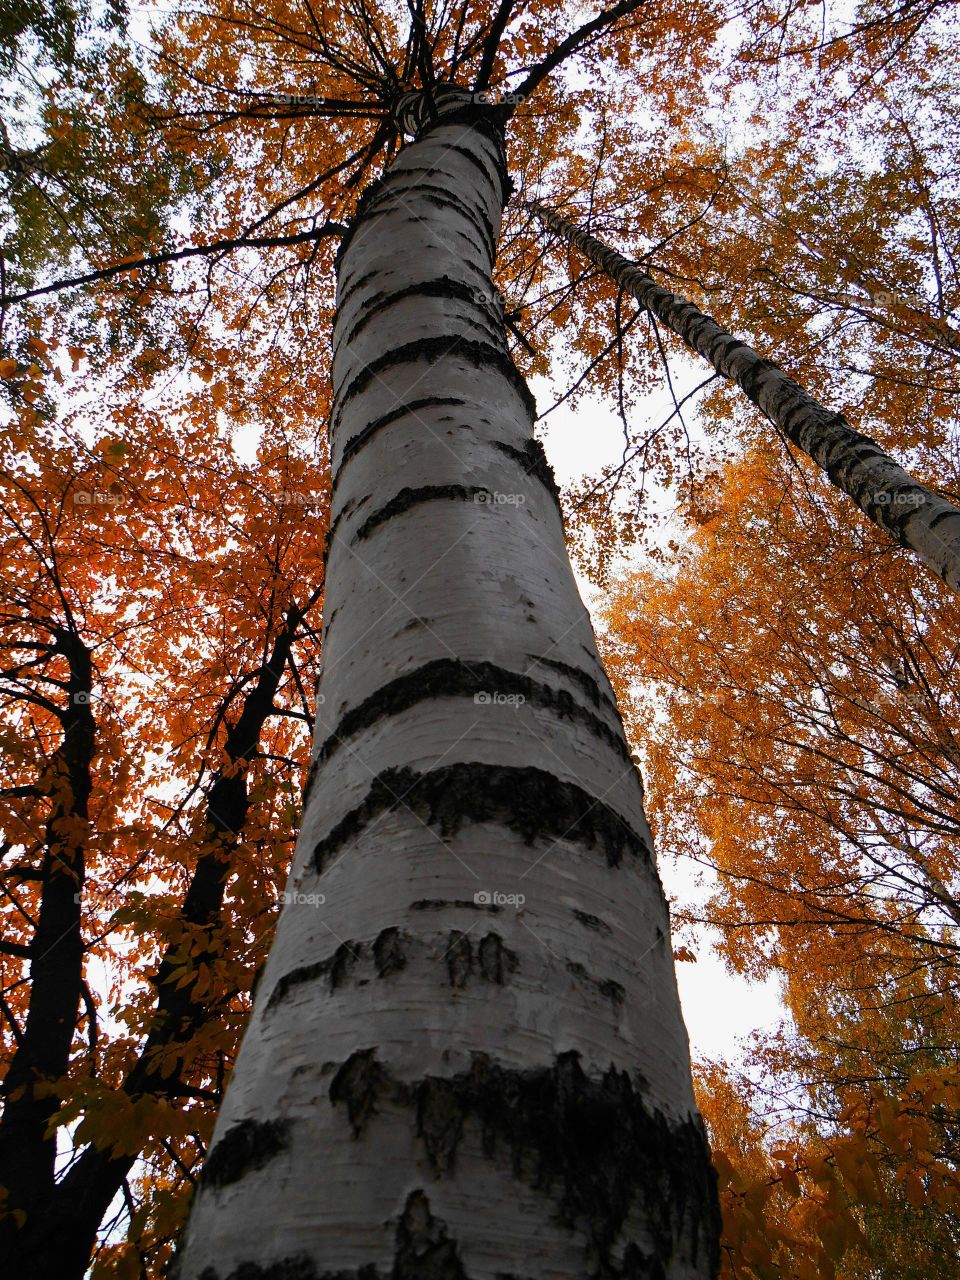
265, 928, 520, 1014
198, 1258, 320, 1280
619, 1245, 668, 1280
566, 960, 625, 1008
333, 264, 378, 316
492, 438, 561, 512
416, 106, 511, 198
449, 140, 508, 207
335, 111, 506, 268
301, 754, 321, 808
416, 1080, 464, 1173
393, 88, 508, 180
203, 1187, 470, 1278
373, 926, 407, 977
267, 933, 414, 1012
334, 336, 535, 431
527, 653, 619, 719
266, 943, 358, 1012
194, 1053, 716, 1279
445, 931, 473, 988
477, 932, 518, 984
334, 165, 403, 271
329, 1048, 405, 1137
332, 396, 468, 496
926, 506, 955, 531
323, 495, 368, 567
439, 929, 518, 989
312, 763, 650, 874
394, 1189, 468, 1280
347, 188, 494, 266
355, 486, 490, 541
344, 277, 503, 348
326, 1052, 719, 1279
314, 659, 631, 767
438, 1052, 718, 1274
572, 909, 612, 935
200, 1118, 288, 1190
199, 1261, 382, 1280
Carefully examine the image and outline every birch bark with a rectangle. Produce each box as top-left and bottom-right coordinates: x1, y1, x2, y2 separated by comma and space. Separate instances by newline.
527, 199, 960, 596
175, 90, 718, 1280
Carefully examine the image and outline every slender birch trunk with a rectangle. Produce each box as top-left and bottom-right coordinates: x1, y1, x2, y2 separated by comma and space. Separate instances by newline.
175, 89, 719, 1280
526, 199, 960, 596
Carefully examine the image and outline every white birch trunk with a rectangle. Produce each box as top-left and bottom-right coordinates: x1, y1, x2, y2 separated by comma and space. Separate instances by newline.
526, 199, 960, 597
175, 89, 718, 1280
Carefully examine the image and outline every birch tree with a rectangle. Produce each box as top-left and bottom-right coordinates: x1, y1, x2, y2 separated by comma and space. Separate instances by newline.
525, 199, 960, 596
172, 80, 719, 1280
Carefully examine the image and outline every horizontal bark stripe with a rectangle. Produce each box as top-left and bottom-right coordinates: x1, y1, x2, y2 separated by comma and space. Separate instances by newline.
394, 87, 510, 196
265, 928, 519, 1014
350, 185, 494, 263
354, 485, 491, 541
313, 658, 632, 769
332, 433, 563, 515
266, 929, 409, 1012
335, 110, 505, 272
449, 142, 508, 201
409, 898, 504, 912
420, 111, 511, 200
315, 1050, 720, 1278
312, 762, 650, 874
492, 439, 562, 512
200, 1119, 288, 1190
333, 266, 378, 322
526, 652, 620, 719
343, 278, 505, 349
331, 396, 469, 495
333, 335, 536, 433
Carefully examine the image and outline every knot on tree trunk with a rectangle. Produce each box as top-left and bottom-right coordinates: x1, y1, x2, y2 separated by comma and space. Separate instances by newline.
392, 83, 490, 138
